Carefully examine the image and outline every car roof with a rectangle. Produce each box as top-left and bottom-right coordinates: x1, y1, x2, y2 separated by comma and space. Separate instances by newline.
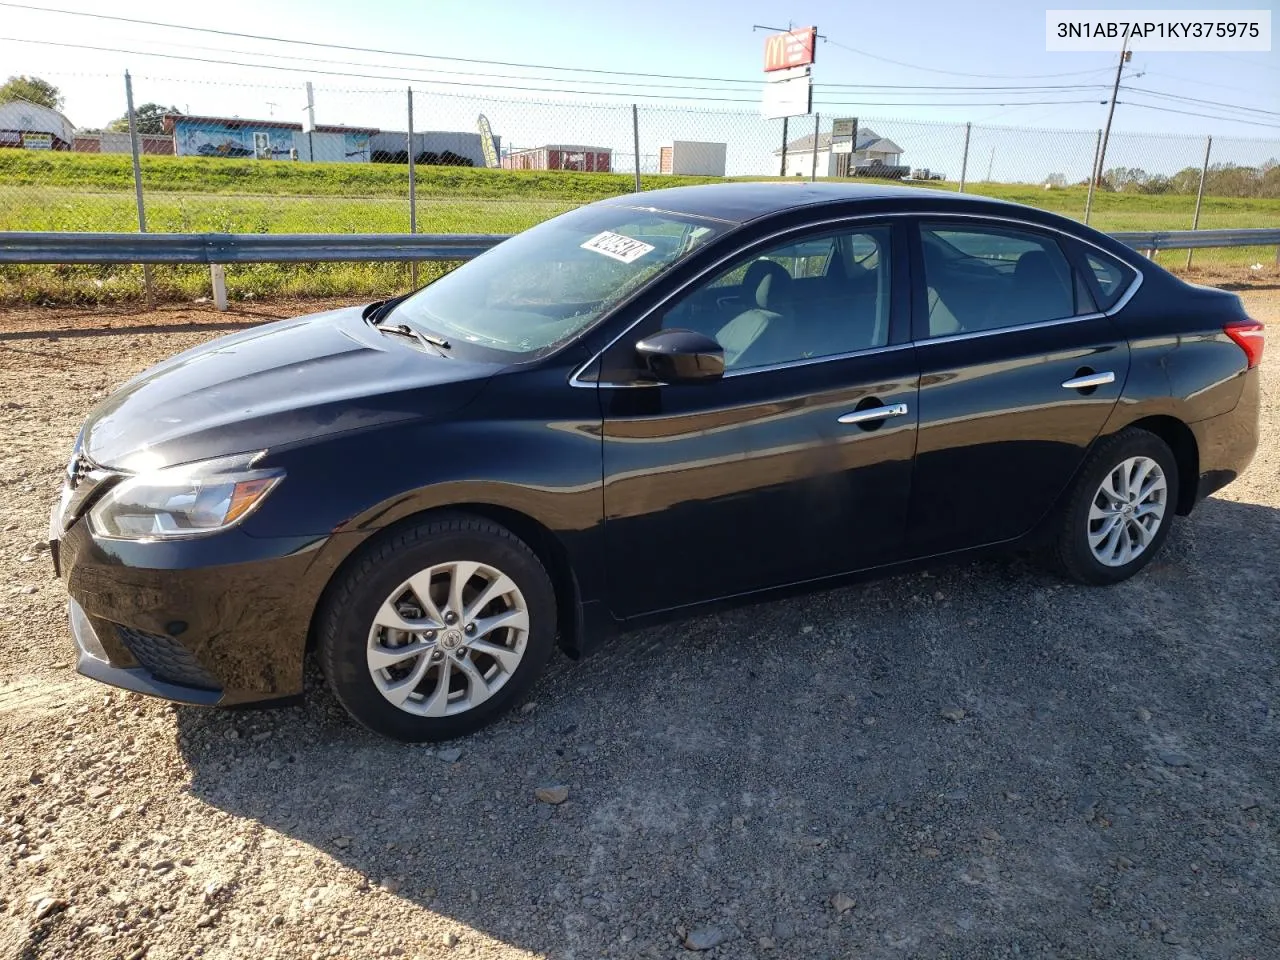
598, 181, 1021, 225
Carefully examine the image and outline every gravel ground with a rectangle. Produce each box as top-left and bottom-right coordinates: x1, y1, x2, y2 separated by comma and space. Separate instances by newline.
1, 288, 1277, 960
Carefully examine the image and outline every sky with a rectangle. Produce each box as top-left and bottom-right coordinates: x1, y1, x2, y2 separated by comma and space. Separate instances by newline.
0, 0, 1276, 179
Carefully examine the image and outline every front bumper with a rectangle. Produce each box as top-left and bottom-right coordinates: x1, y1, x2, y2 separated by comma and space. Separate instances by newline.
69, 598, 222, 705
55, 513, 365, 707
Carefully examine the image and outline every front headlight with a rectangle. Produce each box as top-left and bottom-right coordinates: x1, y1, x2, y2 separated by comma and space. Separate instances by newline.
88, 454, 283, 541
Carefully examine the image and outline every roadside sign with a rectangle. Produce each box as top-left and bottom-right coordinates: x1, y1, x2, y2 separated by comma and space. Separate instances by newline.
761, 74, 812, 120
23, 133, 52, 150
830, 116, 858, 155
764, 27, 817, 72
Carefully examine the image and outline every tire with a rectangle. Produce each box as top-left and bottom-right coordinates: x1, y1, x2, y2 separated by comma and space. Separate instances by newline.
1054, 427, 1180, 586
317, 513, 557, 742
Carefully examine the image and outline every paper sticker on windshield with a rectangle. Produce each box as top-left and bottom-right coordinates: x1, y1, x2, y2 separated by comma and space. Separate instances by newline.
580, 231, 655, 264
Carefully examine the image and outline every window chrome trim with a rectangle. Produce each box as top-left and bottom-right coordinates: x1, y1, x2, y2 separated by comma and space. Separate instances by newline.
568, 209, 1145, 389
723, 341, 912, 378
920, 311, 1110, 346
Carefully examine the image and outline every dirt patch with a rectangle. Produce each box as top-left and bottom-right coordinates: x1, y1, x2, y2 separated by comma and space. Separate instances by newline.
0, 288, 1277, 959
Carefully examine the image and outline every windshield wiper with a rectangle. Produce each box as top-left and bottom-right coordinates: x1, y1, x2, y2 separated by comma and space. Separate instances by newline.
376, 322, 451, 356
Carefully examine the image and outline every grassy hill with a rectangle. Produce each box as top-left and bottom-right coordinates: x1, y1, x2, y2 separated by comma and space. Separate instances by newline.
1, 151, 1277, 304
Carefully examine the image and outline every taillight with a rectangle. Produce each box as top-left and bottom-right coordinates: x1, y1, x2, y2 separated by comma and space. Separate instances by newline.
1224, 318, 1265, 370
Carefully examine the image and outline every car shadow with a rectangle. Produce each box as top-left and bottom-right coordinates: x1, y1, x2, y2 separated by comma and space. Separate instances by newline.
174, 494, 1280, 957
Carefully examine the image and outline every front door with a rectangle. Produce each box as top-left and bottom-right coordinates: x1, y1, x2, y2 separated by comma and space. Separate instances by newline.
906, 219, 1131, 555
599, 222, 919, 618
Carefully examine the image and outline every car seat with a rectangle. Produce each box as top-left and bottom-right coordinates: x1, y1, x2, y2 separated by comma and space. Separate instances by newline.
716, 260, 793, 367
1011, 250, 1072, 323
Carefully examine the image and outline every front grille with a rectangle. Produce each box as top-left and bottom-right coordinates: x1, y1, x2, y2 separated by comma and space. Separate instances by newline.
115, 627, 222, 691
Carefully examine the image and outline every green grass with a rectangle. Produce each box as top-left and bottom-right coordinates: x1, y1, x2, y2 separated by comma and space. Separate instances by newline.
1, 151, 1277, 304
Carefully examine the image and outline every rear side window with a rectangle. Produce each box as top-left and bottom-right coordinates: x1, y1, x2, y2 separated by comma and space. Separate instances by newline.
919, 224, 1083, 337
1082, 250, 1135, 311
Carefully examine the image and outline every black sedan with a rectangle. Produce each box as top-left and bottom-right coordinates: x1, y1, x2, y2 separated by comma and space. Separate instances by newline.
52, 183, 1264, 741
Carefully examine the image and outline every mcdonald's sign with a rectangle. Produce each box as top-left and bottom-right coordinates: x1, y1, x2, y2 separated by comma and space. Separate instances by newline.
763, 27, 816, 72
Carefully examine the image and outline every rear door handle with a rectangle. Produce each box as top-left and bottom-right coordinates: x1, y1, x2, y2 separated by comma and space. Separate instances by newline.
837, 402, 910, 425
1061, 371, 1115, 390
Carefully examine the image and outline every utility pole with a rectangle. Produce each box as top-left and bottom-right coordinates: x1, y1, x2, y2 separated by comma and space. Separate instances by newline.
305, 81, 316, 162
123, 70, 154, 311
1093, 35, 1130, 187
407, 87, 417, 289
780, 116, 789, 176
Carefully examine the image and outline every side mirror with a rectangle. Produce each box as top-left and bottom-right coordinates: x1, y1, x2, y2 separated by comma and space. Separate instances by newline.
635, 328, 724, 384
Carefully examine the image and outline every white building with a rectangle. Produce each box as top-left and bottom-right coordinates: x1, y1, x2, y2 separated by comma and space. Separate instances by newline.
775, 127, 905, 178
370, 130, 499, 166
0, 98, 75, 150
659, 141, 727, 176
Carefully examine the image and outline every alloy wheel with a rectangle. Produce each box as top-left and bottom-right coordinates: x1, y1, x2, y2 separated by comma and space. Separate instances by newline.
366, 560, 529, 716
1087, 455, 1168, 568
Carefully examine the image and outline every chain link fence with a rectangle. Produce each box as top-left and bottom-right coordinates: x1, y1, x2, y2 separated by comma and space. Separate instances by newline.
1, 75, 1277, 302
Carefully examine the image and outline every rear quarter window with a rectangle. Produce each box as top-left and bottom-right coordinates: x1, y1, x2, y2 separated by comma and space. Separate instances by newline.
1082, 250, 1136, 311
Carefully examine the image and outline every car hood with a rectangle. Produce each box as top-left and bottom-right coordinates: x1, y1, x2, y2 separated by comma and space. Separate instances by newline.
81, 305, 502, 472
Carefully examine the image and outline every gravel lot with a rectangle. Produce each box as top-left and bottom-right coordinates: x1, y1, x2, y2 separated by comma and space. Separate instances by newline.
1, 288, 1277, 960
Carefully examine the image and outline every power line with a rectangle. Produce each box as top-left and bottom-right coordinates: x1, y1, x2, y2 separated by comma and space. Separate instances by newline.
0, 1, 766, 85
0, 1, 1123, 93
1140, 70, 1274, 96
1116, 100, 1280, 130
0, 36, 762, 99
0, 36, 1109, 109
38, 30, 1110, 96
1120, 85, 1280, 118
822, 36, 1115, 80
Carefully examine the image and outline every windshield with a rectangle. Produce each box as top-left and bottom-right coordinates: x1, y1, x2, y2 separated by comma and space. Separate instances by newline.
388, 204, 729, 357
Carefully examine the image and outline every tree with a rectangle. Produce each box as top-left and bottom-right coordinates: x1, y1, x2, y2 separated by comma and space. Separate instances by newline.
0, 75, 63, 110
109, 103, 181, 135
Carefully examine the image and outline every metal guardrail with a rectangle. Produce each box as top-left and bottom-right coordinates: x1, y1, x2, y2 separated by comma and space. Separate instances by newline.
3, 226, 1272, 312
0, 227, 1277, 265
0, 232, 509, 264
1112, 228, 1280, 252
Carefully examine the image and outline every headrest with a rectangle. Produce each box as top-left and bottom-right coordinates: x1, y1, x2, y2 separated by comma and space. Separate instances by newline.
742, 259, 792, 310
1013, 251, 1059, 286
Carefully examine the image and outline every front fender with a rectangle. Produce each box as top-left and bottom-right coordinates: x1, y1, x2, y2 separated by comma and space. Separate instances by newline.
240, 373, 607, 604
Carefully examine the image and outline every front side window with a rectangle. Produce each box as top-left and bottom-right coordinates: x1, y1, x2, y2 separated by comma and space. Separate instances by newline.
660, 225, 894, 372
919, 223, 1082, 338
388, 205, 727, 358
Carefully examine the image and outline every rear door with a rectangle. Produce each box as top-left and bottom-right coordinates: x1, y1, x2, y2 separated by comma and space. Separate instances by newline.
905, 219, 1131, 555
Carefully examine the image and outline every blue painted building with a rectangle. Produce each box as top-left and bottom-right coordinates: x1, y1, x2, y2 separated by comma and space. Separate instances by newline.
164, 114, 299, 160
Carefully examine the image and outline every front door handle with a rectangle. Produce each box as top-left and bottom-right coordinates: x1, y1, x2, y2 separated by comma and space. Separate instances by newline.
1061, 370, 1115, 390
837, 402, 910, 425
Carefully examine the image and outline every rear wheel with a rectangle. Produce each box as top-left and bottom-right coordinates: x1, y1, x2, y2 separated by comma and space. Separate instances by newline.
1054, 428, 1180, 585
318, 514, 557, 741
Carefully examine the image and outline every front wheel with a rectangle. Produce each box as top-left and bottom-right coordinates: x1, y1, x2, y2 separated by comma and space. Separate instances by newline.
317, 514, 557, 742
1054, 428, 1180, 585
